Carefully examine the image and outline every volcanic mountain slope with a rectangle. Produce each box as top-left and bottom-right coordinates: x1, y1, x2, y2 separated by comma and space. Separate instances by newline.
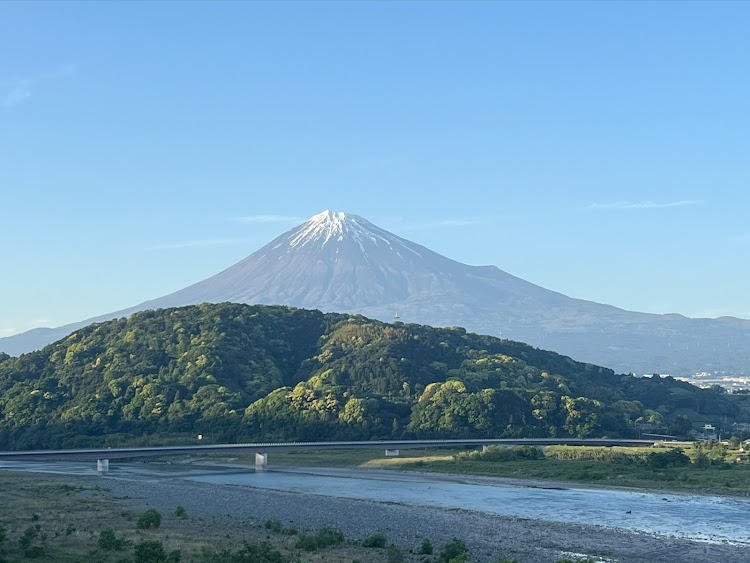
3, 210, 750, 376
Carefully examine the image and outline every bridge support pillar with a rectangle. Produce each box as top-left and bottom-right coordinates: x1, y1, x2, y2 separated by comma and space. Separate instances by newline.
255, 453, 268, 471
97, 459, 109, 475
385, 449, 400, 457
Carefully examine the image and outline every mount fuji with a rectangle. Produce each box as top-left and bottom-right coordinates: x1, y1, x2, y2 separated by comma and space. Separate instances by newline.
3, 210, 750, 376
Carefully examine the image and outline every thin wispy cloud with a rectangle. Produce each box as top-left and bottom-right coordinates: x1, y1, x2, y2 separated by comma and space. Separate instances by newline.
2, 82, 31, 107
236, 214, 304, 224
147, 237, 256, 251
587, 200, 702, 210
1, 64, 76, 108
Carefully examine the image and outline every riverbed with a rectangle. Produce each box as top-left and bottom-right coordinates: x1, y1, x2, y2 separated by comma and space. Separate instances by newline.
1, 460, 747, 562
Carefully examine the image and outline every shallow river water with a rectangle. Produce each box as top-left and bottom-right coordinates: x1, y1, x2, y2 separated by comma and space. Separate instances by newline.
2, 460, 749, 546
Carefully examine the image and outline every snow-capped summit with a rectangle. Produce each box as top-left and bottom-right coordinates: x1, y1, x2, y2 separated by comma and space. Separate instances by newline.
3, 210, 750, 377
289, 210, 361, 247
285, 210, 421, 262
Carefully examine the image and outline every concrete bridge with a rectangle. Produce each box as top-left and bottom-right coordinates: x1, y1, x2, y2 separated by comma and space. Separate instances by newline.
0, 438, 659, 475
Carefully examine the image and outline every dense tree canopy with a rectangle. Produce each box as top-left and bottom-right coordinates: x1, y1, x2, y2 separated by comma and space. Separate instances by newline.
0, 303, 743, 449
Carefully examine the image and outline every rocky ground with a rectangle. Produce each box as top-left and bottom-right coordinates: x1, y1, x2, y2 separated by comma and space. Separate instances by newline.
93, 467, 743, 563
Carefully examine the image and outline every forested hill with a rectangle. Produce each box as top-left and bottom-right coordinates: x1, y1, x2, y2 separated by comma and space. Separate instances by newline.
0, 303, 743, 450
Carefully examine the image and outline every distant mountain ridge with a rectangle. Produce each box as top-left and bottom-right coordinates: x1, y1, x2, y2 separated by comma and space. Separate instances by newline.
3, 210, 750, 376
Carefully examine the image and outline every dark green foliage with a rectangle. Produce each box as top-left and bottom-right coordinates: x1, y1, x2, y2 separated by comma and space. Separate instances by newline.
19, 524, 39, 550
294, 527, 344, 551
437, 538, 469, 563
497, 559, 519, 563
294, 534, 319, 552
0, 303, 744, 449
0, 523, 5, 547
263, 518, 298, 535
465, 445, 545, 462
201, 542, 290, 563
264, 519, 283, 533
362, 533, 387, 548
98, 527, 130, 551
134, 540, 168, 563
669, 414, 693, 438
313, 526, 344, 548
693, 451, 710, 469
645, 448, 690, 469
18, 524, 46, 558
137, 509, 162, 529
418, 538, 433, 554
387, 544, 404, 563
174, 505, 187, 519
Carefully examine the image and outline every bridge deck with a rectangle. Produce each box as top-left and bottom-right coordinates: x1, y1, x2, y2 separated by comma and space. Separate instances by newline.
0, 438, 658, 462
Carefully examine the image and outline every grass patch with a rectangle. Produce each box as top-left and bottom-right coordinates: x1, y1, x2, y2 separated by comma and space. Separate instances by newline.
391, 444, 750, 496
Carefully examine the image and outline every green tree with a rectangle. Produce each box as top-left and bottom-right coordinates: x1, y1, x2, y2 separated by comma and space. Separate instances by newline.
561, 396, 603, 437
438, 538, 469, 563
137, 509, 162, 529
98, 527, 129, 551
362, 533, 387, 548
669, 414, 692, 438
134, 540, 166, 563
418, 538, 433, 555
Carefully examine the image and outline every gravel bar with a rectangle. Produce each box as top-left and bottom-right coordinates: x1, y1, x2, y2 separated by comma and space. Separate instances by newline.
86, 468, 745, 563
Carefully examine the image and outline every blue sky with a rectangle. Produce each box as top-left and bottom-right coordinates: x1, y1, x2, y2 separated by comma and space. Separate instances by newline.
1, 1, 749, 337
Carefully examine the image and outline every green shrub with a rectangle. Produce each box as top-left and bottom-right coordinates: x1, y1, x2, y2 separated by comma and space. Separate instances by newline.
293, 527, 344, 552
174, 506, 188, 519
497, 558, 519, 563
438, 538, 469, 563
461, 445, 546, 462
137, 509, 163, 530
362, 533, 387, 548
645, 448, 690, 469
264, 519, 283, 533
387, 544, 404, 563
693, 452, 710, 469
418, 538, 433, 554
19, 525, 41, 553
295, 533, 319, 552
202, 542, 289, 563
98, 527, 129, 551
545, 446, 637, 463
134, 540, 166, 563
314, 526, 344, 548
